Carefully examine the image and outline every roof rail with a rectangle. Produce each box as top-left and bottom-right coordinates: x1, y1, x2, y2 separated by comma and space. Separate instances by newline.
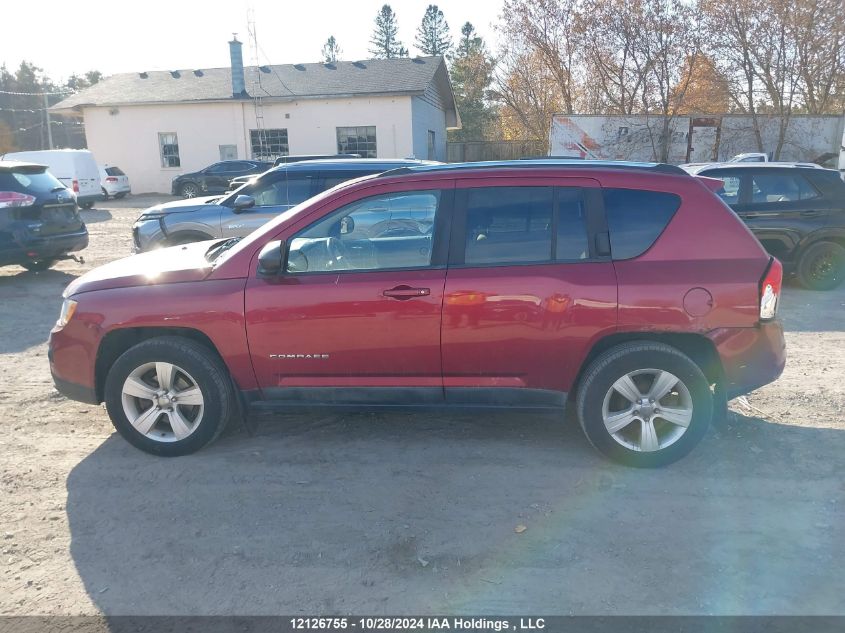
377, 159, 689, 178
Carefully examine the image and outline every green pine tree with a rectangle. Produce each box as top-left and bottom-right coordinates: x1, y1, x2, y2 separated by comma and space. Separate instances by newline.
369, 5, 408, 59
415, 4, 452, 56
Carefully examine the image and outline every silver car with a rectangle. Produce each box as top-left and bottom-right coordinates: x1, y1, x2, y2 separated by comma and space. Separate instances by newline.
131, 159, 436, 252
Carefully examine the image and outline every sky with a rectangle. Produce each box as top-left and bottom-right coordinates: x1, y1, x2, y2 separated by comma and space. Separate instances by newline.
2, 0, 504, 81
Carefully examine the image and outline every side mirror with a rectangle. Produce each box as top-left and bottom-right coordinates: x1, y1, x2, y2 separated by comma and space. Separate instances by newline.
233, 194, 255, 213
257, 240, 284, 277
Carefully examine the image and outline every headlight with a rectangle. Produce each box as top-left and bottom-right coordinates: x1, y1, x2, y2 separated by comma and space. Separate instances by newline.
57, 298, 78, 328
137, 212, 165, 222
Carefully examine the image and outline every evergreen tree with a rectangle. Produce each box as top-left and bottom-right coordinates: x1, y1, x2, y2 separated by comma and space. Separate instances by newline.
369, 5, 407, 59
415, 4, 451, 56
321, 36, 342, 63
448, 22, 495, 141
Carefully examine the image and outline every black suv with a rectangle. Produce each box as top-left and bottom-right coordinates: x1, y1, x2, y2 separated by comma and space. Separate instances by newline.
685, 163, 845, 290
171, 160, 272, 198
0, 161, 88, 271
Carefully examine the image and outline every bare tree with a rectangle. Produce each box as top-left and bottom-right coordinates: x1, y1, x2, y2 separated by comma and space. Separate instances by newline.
790, 0, 845, 114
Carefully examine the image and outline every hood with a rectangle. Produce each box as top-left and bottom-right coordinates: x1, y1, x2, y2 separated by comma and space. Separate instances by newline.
64, 240, 219, 296
144, 195, 224, 216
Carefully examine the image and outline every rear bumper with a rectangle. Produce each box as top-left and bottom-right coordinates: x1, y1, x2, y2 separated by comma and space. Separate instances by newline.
709, 321, 786, 399
0, 229, 89, 266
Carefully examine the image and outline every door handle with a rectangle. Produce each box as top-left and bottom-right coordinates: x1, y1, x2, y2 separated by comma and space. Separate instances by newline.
383, 285, 431, 300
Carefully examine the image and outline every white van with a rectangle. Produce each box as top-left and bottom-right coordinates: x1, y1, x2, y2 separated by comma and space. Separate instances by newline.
0, 149, 103, 208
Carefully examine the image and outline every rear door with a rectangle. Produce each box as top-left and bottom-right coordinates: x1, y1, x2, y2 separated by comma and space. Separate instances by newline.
440, 177, 617, 405
734, 168, 829, 262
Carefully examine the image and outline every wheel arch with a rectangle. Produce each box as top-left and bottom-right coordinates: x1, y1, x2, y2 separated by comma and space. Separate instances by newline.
95, 327, 226, 402
572, 331, 724, 397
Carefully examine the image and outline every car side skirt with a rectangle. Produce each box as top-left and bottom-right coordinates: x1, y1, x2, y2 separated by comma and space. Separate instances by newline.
247, 387, 567, 412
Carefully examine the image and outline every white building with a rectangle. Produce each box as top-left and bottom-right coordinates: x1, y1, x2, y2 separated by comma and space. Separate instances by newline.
52, 40, 459, 193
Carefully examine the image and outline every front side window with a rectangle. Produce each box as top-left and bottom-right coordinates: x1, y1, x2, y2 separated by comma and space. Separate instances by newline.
158, 132, 180, 167
251, 129, 289, 160
337, 126, 377, 158
604, 188, 681, 260
287, 190, 440, 273
750, 172, 819, 203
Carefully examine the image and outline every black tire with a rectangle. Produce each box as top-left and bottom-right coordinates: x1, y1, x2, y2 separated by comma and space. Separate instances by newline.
180, 182, 200, 198
21, 259, 57, 272
81, 201, 95, 209
101, 188, 109, 201
575, 342, 713, 468
796, 240, 845, 291
104, 336, 237, 456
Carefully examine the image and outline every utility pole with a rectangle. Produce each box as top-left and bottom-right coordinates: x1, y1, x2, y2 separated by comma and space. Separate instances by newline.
43, 92, 54, 149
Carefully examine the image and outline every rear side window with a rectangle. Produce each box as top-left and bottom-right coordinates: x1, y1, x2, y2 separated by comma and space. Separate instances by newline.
0, 169, 64, 194
750, 172, 819, 203
604, 188, 681, 260
464, 187, 553, 265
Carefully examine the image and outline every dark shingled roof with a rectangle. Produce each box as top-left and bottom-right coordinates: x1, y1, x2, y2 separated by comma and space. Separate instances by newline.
52, 56, 457, 124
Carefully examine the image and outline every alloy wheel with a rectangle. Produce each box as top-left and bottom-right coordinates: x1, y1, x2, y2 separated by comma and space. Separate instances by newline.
601, 369, 693, 452
120, 362, 204, 442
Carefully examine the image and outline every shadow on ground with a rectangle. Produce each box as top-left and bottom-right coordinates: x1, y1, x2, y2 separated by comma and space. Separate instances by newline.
80, 209, 114, 223
67, 411, 845, 616
0, 269, 76, 353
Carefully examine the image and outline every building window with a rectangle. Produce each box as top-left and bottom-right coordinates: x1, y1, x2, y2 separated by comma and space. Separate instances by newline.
250, 128, 289, 160
427, 130, 436, 160
158, 132, 180, 167
337, 126, 377, 158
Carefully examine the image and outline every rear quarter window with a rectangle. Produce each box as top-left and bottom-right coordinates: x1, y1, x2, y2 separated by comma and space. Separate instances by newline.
604, 188, 681, 260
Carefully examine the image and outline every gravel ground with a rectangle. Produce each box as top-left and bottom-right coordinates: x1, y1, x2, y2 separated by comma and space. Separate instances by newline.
0, 195, 843, 616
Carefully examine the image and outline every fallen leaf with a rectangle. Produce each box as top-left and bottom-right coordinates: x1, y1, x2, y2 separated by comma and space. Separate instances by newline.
514, 524, 527, 534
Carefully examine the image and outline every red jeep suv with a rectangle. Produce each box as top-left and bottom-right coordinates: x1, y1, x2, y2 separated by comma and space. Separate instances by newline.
49, 161, 786, 467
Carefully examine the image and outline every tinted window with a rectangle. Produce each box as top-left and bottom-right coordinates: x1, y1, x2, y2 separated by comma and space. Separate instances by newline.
320, 171, 379, 190
0, 169, 65, 194
604, 188, 681, 260
105, 166, 125, 176
702, 169, 742, 205
248, 173, 313, 206
464, 187, 553, 265
205, 163, 226, 174
556, 188, 590, 260
287, 190, 440, 273
750, 172, 819, 203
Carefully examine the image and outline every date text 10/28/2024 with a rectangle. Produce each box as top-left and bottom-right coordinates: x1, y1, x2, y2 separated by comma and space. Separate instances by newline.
290, 617, 546, 631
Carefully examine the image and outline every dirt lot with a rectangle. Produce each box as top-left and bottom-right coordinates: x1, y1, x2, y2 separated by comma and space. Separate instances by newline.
1, 195, 843, 615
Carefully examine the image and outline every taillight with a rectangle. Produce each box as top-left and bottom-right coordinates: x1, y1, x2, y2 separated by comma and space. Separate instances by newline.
72, 179, 79, 193
759, 257, 783, 321
0, 191, 36, 208
105, 177, 118, 183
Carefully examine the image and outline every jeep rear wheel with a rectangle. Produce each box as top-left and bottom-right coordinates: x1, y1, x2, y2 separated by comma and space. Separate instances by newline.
104, 337, 237, 456
576, 342, 713, 467
797, 241, 845, 291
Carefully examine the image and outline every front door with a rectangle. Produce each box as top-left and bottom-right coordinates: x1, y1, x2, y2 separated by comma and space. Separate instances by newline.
221, 171, 317, 237
441, 178, 617, 405
245, 186, 453, 404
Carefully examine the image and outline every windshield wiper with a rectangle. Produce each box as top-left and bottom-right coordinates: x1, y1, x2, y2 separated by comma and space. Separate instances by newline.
205, 237, 242, 262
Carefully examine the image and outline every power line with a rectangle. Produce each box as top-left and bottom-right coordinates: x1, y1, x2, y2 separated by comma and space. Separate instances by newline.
0, 88, 73, 96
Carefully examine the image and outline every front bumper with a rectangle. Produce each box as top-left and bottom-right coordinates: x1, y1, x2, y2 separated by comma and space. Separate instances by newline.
132, 218, 167, 252
0, 228, 89, 266
709, 321, 787, 399
49, 319, 100, 405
